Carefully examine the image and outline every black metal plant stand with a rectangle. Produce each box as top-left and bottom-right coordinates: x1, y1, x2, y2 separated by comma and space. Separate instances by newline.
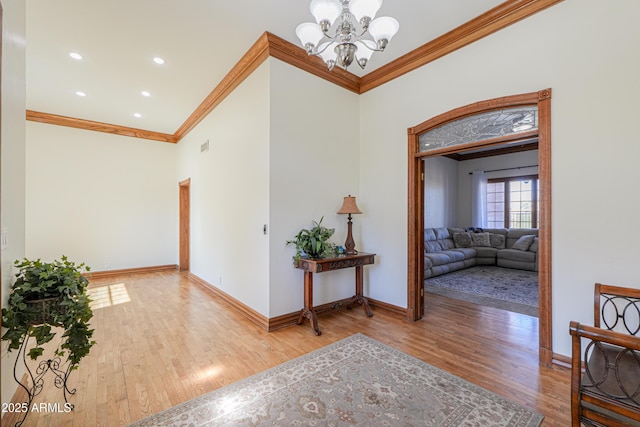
12, 334, 75, 427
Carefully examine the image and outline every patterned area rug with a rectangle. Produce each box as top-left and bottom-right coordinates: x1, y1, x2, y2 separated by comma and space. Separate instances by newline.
424, 266, 538, 317
129, 334, 543, 426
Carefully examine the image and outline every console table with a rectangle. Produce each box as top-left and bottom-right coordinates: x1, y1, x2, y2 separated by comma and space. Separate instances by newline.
294, 252, 375, 335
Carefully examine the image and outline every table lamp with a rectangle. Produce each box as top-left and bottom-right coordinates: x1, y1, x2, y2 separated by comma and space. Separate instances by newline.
337, 195, 362, 255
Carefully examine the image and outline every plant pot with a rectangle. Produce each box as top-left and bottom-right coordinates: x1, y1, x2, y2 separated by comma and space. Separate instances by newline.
26, 297, 62, 326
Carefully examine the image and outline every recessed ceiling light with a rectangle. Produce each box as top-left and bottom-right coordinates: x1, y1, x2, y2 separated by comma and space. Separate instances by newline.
141, 91, 151, 97
133, 113, 142, 118
153, 57, 165, 65
69, 52, 83, 60
75, 91, 87, 97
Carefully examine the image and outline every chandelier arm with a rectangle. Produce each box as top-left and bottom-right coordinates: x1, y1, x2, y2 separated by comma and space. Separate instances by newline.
351, 34, 384, 52
311, 38, 336, 56
359, 42, 383, 53
297, 0, 398, 71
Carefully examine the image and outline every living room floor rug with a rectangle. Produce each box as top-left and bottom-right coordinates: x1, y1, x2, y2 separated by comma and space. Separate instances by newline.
129, 333, 543, 426
424, 266, 539, 317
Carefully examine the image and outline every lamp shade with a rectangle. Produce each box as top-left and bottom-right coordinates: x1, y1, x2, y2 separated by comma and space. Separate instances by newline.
318, 41, 338, 62
354, 40, 375, 61
368, 16, 399, 43
296, 22, 324, 48
337, 195, 363, 215
310, 0, 342, 25
350, 0, 382, 22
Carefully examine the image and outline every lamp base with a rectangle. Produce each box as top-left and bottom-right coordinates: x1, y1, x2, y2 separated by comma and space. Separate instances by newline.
344, 215, 357, 255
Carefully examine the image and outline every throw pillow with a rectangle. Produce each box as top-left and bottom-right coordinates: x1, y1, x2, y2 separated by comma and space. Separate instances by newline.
471, 232, 491, 247
529, 237, 539, 252
453, 232, 472, 248
489, 233, 506, 249
512, 234, 536, 251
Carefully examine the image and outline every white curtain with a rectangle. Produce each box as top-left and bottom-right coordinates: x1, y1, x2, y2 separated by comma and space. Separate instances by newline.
471, 171, 488, 228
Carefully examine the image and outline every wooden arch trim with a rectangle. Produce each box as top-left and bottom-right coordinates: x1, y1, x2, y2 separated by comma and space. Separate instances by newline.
407, 89, 553, 366
25, 0, 562, 143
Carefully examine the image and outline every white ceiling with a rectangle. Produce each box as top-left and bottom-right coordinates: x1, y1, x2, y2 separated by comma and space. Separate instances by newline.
26, 0, 504, 135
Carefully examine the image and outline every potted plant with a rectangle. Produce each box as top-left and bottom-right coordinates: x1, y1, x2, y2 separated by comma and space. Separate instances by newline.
286, 217, 338, 264
1, 256, 96, 369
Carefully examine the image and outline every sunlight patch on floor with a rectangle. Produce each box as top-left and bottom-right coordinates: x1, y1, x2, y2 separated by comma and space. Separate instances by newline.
197, 365, 222, 381
87, 283, 131, 309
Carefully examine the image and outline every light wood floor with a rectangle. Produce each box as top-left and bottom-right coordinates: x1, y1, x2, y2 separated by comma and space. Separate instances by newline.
2, 270, 571, 426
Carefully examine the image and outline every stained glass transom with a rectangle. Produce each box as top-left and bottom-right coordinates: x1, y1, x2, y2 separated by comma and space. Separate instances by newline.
418, 106, 538, 152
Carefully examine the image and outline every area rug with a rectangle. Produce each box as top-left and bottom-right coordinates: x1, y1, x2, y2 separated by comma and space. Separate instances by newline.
129, 334, 543, 426
424, 266, 538, 317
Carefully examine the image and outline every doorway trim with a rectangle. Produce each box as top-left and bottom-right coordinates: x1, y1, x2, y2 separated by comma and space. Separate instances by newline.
179, 178, 191, 272
407, 89, 553, 366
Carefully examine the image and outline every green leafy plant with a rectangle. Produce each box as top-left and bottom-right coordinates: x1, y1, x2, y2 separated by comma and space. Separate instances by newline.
286, 216, 337, 264
1, 256, 96, 369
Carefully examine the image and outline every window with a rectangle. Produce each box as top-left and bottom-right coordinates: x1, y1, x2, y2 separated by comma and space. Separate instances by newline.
487, 175, 539, 228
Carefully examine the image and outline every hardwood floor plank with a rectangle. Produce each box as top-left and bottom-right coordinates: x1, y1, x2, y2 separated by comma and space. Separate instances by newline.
1, 270, 571, 426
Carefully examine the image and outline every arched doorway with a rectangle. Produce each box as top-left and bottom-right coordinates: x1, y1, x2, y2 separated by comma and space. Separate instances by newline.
407, 89, 553, 365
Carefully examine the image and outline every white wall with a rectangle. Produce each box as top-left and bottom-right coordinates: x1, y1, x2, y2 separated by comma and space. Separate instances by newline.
423, 156, 458, 228
269, 59, 360, 317
176, 61, 271, 316
359, 0, 640, 356
25, 123, 177, 271
1, 0, 26, 407
456, 150, 539, 226
177, 58, 360, 319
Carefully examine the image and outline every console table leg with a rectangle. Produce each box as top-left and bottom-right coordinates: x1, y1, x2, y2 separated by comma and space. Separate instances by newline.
297, 271, 321, 335
347, 266, 373, 317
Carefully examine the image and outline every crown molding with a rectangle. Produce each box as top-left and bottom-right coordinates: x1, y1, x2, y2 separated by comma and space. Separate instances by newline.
360, 0, 564, 93
264, 32, 361, 94
26, 0, 563, 142
173, 33, 272, 141
26, 110, 178, 143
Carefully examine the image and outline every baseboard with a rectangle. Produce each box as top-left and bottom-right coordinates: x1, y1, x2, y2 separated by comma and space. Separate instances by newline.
267, 297, 364, 332
87, 264, 178, 280
188, 273, 270, 330
186, 273, 408, 332
552, 352, 571, 369
368, 298, 408, 319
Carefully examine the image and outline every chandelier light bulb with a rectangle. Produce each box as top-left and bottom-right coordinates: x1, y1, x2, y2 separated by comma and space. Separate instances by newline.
309, 0, 342, 26
354, 40, 375, 68
297, 0, 399, 71
296, 22, 324, 51
368, 16, 400, 47
318, 41, 338, 68
350, 0, 382, 23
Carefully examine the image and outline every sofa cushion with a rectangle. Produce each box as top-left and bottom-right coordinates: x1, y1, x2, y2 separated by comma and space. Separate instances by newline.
424, 228, 437, 242
434, 227, 450, 240
505, 228, 538, 248
529, 237, 539, 253
512, 234, 536, 251
453, 232, 472, 248
474, 247, 498, 258
443, 250, 465, 262
425, 241, 440, 253
489, 233, 506, 249
423, 257, 433, 269
424, 252, 452, 266
452, 248, 476, 259
440, 239, 456, 250
471, 232, 491, 247
498, 248, 536, 263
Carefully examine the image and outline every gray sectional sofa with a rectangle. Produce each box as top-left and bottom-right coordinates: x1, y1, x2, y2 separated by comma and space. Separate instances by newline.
424, 227, 538, 279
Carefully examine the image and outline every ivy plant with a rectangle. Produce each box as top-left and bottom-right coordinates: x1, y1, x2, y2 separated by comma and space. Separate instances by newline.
1, 256, 96, 369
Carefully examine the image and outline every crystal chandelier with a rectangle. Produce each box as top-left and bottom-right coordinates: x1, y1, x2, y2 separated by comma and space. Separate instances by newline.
296, 0, 399, 71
